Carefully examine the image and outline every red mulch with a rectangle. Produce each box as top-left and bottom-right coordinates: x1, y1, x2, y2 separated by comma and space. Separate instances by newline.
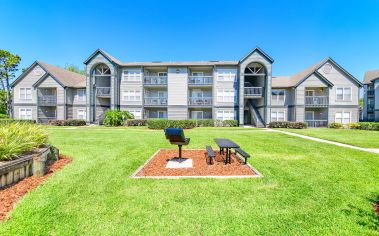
135, 149, 258, 177
0, 155, 72, 221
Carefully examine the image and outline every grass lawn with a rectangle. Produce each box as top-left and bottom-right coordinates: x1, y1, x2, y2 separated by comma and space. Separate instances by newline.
278, 128, 379, 148
0, 126, 378, 235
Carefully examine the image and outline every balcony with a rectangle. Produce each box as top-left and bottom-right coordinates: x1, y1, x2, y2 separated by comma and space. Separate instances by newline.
96, 87, 111, 97
367, 89, 375, 96
188, 76, 213, 86
306, 120, 328, 128
144, 97, 167, 106
305, 96, 328, 107
188, 97, 212, 106
38, 95, 57, 106
244, 87, 263, 97
368, 104, 375, 112
144, 76, 167, 86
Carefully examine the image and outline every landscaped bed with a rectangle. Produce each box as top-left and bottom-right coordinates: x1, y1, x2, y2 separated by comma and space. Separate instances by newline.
133, 149, 259, 178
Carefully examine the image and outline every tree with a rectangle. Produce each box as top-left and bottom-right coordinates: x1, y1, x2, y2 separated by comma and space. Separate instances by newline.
0, 50, 21, 116
0, 90, 6, 114
64, 64, 85, 75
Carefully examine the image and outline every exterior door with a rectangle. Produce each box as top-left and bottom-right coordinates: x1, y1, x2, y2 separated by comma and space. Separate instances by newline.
305, 111, 314, 121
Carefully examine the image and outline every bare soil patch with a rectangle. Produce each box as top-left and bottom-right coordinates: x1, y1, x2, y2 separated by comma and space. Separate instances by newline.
0, 155, 72, 221
134, 149, 259, 177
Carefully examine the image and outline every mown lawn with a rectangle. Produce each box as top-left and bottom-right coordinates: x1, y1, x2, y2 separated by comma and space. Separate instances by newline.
278, 128, 379, 148
0, 126, 378, 235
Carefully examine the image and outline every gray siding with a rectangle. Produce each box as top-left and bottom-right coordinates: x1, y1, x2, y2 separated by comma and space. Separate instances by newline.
167, 67, 188, 119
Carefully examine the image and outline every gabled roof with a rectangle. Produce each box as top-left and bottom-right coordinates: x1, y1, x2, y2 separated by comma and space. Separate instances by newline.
239, 47, 274, 64
84, 48, 123, 65
272, 57, 362, 88
363, 69, 379, 84
12, 61, 86, 88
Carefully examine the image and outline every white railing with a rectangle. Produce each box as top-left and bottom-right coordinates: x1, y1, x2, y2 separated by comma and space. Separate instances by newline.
188, 76, 213, 85
96, 87, 111, 97
306, 120, 328, 127
144, 76, 167, 85
144, 97, 167, 105
38, 95, 57, 105
188, 97, 212, 106
305, 96, 328, 106
244, 87, 263, 97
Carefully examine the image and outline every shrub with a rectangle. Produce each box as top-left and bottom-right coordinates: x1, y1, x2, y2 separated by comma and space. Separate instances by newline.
268, 121, 307, 129
147, 119, 239, 129
329, 122, 343, 129
196, 119, 215, 127
347, 122, 361, 129
0, 123, 48, 161
0, 118, 36, 126
48, 120, 65, 126
125, 119, 147, 126
103, 110, 134, 126
358, 122, 379, 131
64, 120, 86, 126
222, 120, 238, 127
0, 113, 8, 119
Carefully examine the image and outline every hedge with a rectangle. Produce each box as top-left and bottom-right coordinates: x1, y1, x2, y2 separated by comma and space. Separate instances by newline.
268, 121, 307, 129
328, 122, 379, 131
357, 122, 379, 131
147, 119, 238, 129
48, 119, 86, 126
0, 119, 36, 126
329, 122, 344, 129
125, 119, 148, 126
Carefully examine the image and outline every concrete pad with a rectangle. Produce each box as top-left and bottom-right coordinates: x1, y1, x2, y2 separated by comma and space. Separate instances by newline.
166, 158, 193, 168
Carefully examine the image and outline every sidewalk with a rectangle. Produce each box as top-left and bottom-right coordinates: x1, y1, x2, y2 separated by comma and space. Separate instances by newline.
269, 129, 379, 154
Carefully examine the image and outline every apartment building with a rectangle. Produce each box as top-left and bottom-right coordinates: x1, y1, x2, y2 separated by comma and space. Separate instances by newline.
362, 69, 379, 121
12, 48, 362, 127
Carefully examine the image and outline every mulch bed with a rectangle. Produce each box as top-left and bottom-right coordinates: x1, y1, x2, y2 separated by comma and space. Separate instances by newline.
0, 155, 72, 221
135, 149, 258, 177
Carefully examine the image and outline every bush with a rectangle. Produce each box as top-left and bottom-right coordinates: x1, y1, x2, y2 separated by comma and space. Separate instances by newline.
147, 119, 239, 129
268, 121, 307, 129
0, 118, 36, 126
48, 120, 65, 126
329, 122, 343, 129
196, 119, 215, 127
47, 120, 86, 126
347, 122, 361, 129
0, 123, 48, 161
358, 122, 379, 131
125, 119, 147, 126
0, 113, 8, 119
222, 120, 238, 127
103, 109, 134, 126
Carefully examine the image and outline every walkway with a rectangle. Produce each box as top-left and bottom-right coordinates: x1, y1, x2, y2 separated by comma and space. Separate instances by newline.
269, 129, 379, 154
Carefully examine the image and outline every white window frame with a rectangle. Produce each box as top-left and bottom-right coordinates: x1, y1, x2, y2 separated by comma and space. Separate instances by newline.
217, 72, 235, 82
77, 109, 86, 120
335, 87, 352, 101
19, 108, 32, 120
305, 90, 315, 97
19, 88, 32, 100
128, 109, 142, 119
217, 89, 235, 102
77, 89, 86, 102
271, 111, 285, 122
335, 111, 351, 124
122, 90, 141, 102
272, 89, 286, 102
122, 70, 142, 82
216, 110, 234, 121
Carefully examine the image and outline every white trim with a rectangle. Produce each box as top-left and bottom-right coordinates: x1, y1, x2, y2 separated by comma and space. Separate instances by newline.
335, 86, 352, 102
271, 89, 286, 102
271, 111, 286, 122
216, 89, 235, 102
77, 109, 86, 120
305, 90, 315, 97
216, 110, 234, 120
19, 87, 32, 100
19, 108, 32, 119
122, 90, 142, 101
335, 111, 351, 124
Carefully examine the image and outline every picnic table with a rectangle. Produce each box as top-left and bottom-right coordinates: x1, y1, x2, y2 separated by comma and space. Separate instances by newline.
214, 138, 240, 164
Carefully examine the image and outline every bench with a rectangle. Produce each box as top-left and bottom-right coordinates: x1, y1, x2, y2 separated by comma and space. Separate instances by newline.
234, 148, 250, 164
205, 146, 216, 165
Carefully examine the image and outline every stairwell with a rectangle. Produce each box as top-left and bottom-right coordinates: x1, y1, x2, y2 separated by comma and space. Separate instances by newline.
246, 100, 265, 128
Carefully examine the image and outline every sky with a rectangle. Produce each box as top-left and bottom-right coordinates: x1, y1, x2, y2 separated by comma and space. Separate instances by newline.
1, 0, 379, 80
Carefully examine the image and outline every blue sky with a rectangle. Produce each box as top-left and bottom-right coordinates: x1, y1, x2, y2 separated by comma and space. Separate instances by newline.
2, 0, 379, 79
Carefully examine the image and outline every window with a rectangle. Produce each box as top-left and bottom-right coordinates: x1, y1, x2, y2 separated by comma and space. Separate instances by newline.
122, 90, 141, 101
19, 88, 32, 100
335, 112, 350, 124
336, 87, 352, 101
158, 72, 167, 77
77, 89, 86, 101
217, 72, 235, 81
77, 109, 86, 120
272, 90, 285, 101
122, 70, 141, 82
217, 89, 235, 102
305, 90, 315, 97
128, 109, 142, 119
216, 110, 234, 120
271, 111, 285, 121
19, 108, 32, 119
192, 111, 204, 120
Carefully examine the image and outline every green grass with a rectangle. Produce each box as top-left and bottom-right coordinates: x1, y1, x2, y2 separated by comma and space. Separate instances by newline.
0, 126, 378, 235
278, 128, 379, 148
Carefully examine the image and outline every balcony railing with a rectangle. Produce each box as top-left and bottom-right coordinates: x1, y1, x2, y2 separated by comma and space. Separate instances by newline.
368, 104, 375, 111
306, 120, 328, 128
188, 76, 213, 85
38, 95, 57, 106
144, 76, 167, 85
367, 89, 375, 96
305, 96, 328, 106
96, 87, 111, 97
188, 97, 212, 106
144, 97, 167, 106
244, 87, 263, 97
